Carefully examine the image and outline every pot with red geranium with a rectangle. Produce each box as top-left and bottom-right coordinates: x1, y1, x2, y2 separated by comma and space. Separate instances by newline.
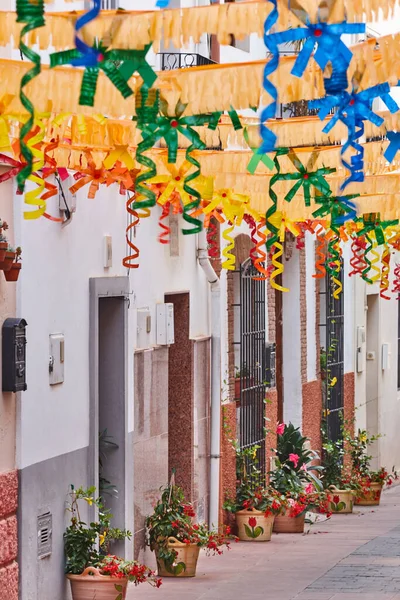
322, 437, 360, 514
146, 480, 235, 577
344, 427, 398, 506
65, 486, 161, 600
223, 445, 283, 541
0, 220, 9, 262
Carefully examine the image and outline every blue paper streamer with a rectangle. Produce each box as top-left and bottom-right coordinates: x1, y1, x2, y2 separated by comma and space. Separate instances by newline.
384, 131, 400, 163
72, 0, 101, 68
156, 0, 170, 6
310, 82, 399, 190
260, 0, 279, 154
268, 21, 365, 78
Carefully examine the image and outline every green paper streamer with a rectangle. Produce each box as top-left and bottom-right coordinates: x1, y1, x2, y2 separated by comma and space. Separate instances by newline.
50, 45, 157, 107
243, 128, 274, 174
266, 148, 289, 250
362, 233, 373, 284
182, 146, 202, 235
16, 0, 45, 191
208, 107, 242, 131
357, 213, 398, 246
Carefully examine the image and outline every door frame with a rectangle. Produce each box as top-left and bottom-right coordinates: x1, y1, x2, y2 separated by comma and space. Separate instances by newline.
89, 276, 133, 558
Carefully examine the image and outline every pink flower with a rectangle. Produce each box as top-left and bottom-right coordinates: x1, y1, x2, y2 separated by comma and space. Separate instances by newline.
289, 453, 299, 468
276, 423, 285, 436
305, 483, 314, 494
300, 464, 307, 472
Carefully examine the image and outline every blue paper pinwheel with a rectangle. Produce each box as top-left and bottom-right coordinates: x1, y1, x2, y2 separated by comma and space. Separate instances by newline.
384, 131, 400, 164
268, 20, 365, 78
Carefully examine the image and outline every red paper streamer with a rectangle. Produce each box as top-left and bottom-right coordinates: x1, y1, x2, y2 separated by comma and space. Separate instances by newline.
206, 219, 219, 258
123, 193, 140, 269
313, 230, 326, 279
253, 221, 270, 280
41, 140, 64, 222
244, 213, 258, 264
349, 235, 367, 277
393, 263, 400, 299
158, 203, 170, 245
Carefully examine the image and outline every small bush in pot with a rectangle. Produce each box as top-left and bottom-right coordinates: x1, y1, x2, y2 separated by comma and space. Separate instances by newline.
146, 482, 235, 577
65, 486, 161, 600
223, 445, 283, 541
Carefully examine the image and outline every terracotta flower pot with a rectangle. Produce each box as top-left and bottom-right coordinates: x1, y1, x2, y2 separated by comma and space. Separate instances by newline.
155, 537, 200, 578
355, 482, 383, 506
273, 512, 305, 533
0, 251, 15, 272
0, 241, 8, 262
329, 487, 354, 514
67, 566, 128, 600
4, 262, 21, 282
236, 508, 275, 542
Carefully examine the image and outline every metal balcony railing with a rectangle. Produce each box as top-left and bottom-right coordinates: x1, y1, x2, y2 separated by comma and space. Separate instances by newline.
159, 52, 216, 71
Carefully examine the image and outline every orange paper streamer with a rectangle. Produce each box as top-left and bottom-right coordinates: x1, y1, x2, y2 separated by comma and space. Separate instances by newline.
313, 228, 326, 279
253, 220, 270, 280
123, 192, 140, 269
158, 203, 170, 245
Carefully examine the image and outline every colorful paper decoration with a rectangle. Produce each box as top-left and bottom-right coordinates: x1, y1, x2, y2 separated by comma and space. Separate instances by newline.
16, 0, 45, 191
260, 0, 279, 153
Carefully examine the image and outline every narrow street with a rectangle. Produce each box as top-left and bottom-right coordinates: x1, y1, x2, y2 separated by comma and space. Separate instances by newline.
131, 486, 400, 600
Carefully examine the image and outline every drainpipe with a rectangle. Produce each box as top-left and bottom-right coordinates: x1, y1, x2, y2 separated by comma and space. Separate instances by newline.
197, 228, 221, 528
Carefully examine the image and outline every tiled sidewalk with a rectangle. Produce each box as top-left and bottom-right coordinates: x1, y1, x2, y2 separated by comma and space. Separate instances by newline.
129, 486, 400, 600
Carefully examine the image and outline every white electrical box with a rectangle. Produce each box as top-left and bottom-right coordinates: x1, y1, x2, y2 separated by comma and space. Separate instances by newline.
136, 308, 151, 349
49, 333, 65, 385
156, 303, 174, 345
382, 343, 389, 370
103, 235, 112, 268
356, 326, 366, 373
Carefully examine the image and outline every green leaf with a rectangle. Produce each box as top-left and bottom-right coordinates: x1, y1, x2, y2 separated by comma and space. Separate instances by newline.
253, 526, 264, 538
114, 585, 123, 592
244, 524, 254, 538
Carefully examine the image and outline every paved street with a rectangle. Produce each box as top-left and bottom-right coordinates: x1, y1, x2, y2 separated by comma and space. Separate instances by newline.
130, 486, 400, 600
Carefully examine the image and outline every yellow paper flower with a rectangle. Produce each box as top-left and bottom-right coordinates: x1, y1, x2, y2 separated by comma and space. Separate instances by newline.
99, 533, 106, 546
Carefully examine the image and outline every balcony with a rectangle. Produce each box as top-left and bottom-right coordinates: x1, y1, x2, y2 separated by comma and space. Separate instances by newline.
158, 52, 216, 71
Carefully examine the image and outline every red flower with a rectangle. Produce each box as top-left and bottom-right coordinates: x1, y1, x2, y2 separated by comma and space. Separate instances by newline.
388, 479, 393, 486
289, 453, 300, 468
276, 423, 285, 436
242, 499, 251, 509
171, 520, 179, 528
226, 525, 231, 535
248, 517, 257, 528
156, 579, 162, 588
333, 495, 340, 504
183, 504, 195, 517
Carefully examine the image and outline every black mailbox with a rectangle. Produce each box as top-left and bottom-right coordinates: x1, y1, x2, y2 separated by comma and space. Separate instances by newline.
2, 318, 27, 392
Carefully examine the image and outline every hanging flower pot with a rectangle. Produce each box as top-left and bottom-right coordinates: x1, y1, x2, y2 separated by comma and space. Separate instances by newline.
328, 487, 354, 514
355, 482, 383, 506
273, 512, 305, 534
67, 567, 128, 600
0, 250, 15, 272
0, 241, 8, 262
4, 262, 21, 282
236, 509, 275, 542
155, 538, 200, 578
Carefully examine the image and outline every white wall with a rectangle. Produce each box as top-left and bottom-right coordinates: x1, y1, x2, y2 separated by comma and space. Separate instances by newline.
15, 180, 210, 470
305, 232, 316, 381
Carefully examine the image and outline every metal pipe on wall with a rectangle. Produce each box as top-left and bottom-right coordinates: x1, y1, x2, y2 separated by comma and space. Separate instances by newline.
197, 228, 221, 527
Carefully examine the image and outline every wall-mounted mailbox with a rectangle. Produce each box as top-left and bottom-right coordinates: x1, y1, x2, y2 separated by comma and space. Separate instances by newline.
2, 318, 27, 392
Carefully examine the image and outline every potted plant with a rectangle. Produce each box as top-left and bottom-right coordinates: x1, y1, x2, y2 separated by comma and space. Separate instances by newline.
146, 482, 234, 577
0, 220, 9, 262
322, 437, 358, 514
4, 247, 22, 282
344, 428, 397, 506
0, 243, 15, 272
223, 446, 283, 542
270, 423, 329, 533
274, 488, 332, 533
65, 486, 161, 600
